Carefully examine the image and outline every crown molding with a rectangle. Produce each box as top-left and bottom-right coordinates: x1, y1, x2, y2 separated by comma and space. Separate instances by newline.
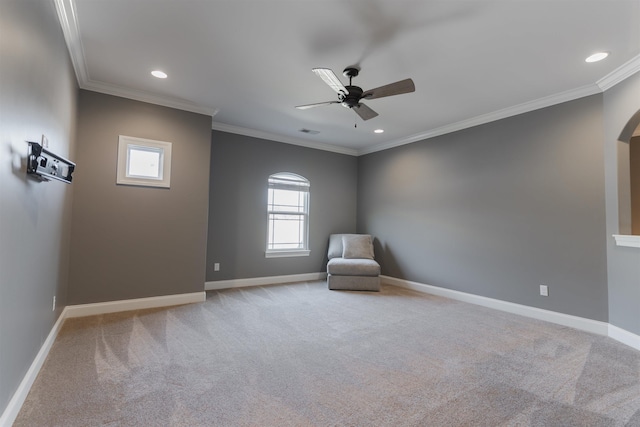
358, 83, 602, 156
82, 80, 217, 116
54, 0, 88, 84
54, 0, 217, 117
597, 53, 640, 92
211, 122, 359, 156
362, 54, 640, 155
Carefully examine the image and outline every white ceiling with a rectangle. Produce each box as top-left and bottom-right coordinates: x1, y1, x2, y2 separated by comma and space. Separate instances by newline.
57, 0, 640, 155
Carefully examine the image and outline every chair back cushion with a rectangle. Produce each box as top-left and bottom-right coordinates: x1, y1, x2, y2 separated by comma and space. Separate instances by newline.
327, 234, 347, 259
327, 234, 374, 260
342, 234, 374, 259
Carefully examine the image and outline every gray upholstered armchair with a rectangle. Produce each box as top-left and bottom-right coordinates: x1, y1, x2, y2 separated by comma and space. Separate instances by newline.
326, 234, 381, 291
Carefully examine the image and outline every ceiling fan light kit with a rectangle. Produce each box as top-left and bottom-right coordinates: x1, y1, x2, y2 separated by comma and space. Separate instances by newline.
296, 67, 415, 121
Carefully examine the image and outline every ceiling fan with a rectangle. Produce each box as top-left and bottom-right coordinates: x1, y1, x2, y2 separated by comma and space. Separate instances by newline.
295, 67, 415, 121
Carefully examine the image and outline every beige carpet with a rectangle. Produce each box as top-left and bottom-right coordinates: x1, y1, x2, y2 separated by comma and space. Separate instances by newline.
14, 281, 640, 426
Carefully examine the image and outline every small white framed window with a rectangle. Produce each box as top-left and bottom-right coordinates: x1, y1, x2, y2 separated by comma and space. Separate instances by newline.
266, 172, 310, 258
117, 135, 172, 188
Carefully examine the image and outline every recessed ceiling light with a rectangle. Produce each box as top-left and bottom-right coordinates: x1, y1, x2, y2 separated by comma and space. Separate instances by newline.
151, 70, 168, 79
374, 129, 384, 134
585, 52, 609, 63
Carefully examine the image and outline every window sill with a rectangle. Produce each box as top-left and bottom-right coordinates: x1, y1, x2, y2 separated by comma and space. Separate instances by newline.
265, 250, 310, 258
613, 234, 640, 249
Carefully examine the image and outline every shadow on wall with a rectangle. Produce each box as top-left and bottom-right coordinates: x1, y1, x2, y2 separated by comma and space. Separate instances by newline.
8, 140, 44, 225
372, 238, 403, 279
9, 142, 28, 183
322, 240, 330, 272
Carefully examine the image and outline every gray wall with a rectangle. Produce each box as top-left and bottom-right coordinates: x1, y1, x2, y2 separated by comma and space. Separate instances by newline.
0, 0, 77, 415
206, 131, 357, 281
603, 71, 640, 336
68, 90, 212, 304
358, 95, 609, 321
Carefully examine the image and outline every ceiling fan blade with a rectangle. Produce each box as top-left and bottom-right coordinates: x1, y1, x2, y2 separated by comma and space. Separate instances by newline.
312, 68, 348, 95
295, 101, 340, 110
362, 78, 415, 100
353, 102, 378, 121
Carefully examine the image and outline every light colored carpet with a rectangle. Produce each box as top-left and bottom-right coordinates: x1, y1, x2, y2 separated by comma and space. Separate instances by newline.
14, 281, 640, 426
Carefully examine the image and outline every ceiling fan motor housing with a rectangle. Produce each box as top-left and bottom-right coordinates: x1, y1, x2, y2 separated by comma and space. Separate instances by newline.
341, 85, 363, 108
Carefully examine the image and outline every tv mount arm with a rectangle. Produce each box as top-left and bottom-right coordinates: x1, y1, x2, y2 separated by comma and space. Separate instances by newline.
27, 142, 75, 184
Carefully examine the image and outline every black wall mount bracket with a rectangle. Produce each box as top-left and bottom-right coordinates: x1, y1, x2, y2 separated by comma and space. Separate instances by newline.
27, 142, 75, 184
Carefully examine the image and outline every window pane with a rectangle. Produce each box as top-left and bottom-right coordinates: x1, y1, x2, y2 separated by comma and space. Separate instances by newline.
128, 147, 161, 178
268, 173, 310, 190
117, 136, 172, 188
268, 214, 304, 249
268, 189, 305, 213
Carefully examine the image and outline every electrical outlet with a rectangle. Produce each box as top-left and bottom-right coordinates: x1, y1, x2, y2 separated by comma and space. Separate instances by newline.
540, 285, 549, 297
52, 295, 56, 311
214, 263, 220, 272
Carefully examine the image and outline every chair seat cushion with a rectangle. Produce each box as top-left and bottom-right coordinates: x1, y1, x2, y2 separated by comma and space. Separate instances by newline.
327, 258, 380, 276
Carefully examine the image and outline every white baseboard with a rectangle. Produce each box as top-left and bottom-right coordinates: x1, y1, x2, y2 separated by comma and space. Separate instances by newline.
608, 324, 640, 351
205, 272, 327, 291
385, 274, 640, 351
64, 291, 206, 318
0, 290, 205, 427
381, 275, 610, 336
0, 310, 66, 427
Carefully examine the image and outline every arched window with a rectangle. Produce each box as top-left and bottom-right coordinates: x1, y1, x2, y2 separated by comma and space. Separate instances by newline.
266, 172, 310, 257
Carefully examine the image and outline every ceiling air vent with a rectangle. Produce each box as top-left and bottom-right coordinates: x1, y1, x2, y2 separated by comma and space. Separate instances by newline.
299, 128, 320, 135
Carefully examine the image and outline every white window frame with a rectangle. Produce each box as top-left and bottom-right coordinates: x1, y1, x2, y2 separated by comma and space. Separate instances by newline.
265, 172, 310, 258
116, 135, 172, 188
